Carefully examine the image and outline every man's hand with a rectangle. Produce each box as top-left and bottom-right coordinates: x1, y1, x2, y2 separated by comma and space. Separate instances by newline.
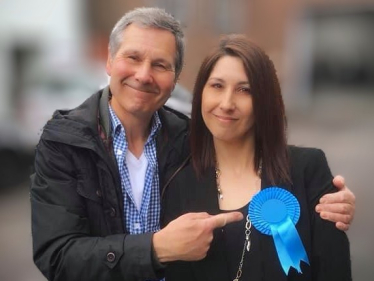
153, 212, 243, 262
316, 175, 355, 231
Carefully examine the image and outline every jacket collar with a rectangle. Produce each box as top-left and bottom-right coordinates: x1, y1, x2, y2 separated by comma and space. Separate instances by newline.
40, 86, 190, 193
99, 86, 111, 139
41, 86, 189, 153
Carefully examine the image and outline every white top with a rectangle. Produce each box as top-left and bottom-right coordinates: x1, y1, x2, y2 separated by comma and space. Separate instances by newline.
126, 150, 148, 211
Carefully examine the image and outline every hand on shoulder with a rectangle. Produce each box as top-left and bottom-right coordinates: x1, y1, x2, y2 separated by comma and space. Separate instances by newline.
316, 175, 355, 231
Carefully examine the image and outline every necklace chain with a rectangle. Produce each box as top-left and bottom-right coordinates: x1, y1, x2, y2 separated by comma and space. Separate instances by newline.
215, 168, 223, 199
233, 215, 252, 281
215, 160, 261, 281
215, 160, 262, 200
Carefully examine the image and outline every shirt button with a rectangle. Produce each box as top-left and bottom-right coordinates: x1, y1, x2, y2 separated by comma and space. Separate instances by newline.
117, 149, 123, 155
107, 252, 116, 263
134, 223, 141, 230
96, 190, 102, 197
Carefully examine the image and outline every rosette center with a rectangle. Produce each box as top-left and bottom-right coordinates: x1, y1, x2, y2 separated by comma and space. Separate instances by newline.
261, 199, 287, 223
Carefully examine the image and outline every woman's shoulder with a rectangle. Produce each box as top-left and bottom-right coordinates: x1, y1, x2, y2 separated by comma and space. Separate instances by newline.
164, 158, 199, 196
287, 145, 327, 167
161, 159, 216, 225
172, 158, 196, 182
288, 144, 324, 156
287, 145, 333, 190
164, 159, 216, 205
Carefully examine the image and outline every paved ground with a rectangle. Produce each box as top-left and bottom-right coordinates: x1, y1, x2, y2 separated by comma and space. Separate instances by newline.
0, 186, 44, 281
0, 91, 373, 281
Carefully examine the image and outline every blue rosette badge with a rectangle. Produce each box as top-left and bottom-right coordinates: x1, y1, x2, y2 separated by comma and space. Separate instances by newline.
249, 187, 309, 275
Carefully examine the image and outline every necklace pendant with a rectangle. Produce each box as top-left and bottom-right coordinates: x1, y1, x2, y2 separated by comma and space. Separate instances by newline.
219, 193, 223, 199
233, 279, 239, 281
246, 240, 251, 252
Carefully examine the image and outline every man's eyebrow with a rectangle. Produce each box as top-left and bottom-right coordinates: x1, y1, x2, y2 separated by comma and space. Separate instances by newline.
121, 50, 173, 65
153, 58, 172, 66
121, 49, 140, 56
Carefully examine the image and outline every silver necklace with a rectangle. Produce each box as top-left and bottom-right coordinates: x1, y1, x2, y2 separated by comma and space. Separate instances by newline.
215, 167, 223, 199
215, 160, 262, 281
233, 215, 252, 281
215, 160, 262, 200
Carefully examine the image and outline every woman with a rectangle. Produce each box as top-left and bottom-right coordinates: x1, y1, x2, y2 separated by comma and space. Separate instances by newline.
161, 35, 351, 280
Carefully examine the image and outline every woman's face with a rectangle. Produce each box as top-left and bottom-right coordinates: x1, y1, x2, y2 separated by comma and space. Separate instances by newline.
201, 55, 255, 144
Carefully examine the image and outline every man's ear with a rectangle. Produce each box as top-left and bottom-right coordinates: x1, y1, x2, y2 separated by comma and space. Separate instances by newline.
169, 82, 176, 98
106, 51, 112, 76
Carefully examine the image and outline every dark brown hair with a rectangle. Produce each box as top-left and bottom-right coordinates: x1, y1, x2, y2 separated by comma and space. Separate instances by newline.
190, 34, 290, 185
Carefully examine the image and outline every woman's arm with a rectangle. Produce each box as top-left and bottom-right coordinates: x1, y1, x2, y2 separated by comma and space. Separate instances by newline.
305, 149, 352, 281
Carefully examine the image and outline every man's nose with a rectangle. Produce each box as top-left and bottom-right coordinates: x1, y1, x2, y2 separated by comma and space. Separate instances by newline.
134, 62, 153, 84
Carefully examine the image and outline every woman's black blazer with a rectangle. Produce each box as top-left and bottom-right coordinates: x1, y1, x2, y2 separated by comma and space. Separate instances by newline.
161, 146, 351, 281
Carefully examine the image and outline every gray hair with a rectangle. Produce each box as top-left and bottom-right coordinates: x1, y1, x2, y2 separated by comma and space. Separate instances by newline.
109, 7, 185, 79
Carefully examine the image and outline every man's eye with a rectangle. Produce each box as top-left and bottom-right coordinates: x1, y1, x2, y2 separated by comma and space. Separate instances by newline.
154, 63, 167, 70
127, 55, 138, 61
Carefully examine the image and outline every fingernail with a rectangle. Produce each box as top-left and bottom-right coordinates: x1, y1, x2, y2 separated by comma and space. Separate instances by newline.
316, 205, 321, 212
321, 212, 327, 219
320, 198, 326, 204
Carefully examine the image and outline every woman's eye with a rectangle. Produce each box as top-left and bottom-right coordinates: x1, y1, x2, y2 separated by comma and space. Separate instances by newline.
238, 87, 250, 93
212, 83, 222, 89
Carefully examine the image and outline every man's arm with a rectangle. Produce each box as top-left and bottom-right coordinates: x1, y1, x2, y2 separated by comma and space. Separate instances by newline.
306, 150, 352, 280
153, 212, 243, 262
315, 175, 355, 231
31, 139, 161, 281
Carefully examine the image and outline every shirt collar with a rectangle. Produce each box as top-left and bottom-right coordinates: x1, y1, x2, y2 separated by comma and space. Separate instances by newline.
108, 104, 162, 142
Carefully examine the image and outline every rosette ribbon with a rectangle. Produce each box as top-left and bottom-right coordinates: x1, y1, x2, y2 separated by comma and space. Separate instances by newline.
249, 187, 309, 275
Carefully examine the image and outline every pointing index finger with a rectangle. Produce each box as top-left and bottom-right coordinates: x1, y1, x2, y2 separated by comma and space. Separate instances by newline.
207, 212, 244, 229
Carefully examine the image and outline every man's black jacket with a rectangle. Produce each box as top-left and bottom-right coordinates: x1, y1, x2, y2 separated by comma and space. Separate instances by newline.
30, 87, 189, 281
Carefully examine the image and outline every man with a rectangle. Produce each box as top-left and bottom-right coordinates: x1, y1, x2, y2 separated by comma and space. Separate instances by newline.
30, 7, 355, 281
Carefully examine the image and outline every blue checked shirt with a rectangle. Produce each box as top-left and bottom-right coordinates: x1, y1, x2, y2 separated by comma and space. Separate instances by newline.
109, 105, 162, 235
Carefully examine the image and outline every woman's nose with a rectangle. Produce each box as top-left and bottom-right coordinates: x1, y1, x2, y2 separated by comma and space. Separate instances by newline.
219, 90, 236, 111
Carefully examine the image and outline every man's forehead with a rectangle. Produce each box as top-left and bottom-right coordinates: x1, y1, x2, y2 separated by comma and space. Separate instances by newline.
119, 25, 176, 59
121, 24, 175, 42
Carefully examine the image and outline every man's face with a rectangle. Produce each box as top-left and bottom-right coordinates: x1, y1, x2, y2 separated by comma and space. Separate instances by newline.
106, 24, 176, 120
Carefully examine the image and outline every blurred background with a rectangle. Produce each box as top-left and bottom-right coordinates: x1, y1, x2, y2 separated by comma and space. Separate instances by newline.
0, 0, 373, 280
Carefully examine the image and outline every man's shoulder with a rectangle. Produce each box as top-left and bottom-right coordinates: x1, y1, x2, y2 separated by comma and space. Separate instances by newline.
158, 106, 190, 134
51, 89, 103, 122
160, 105, 190, 121
40, 89, 104, 143
156, 107, 190, 172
